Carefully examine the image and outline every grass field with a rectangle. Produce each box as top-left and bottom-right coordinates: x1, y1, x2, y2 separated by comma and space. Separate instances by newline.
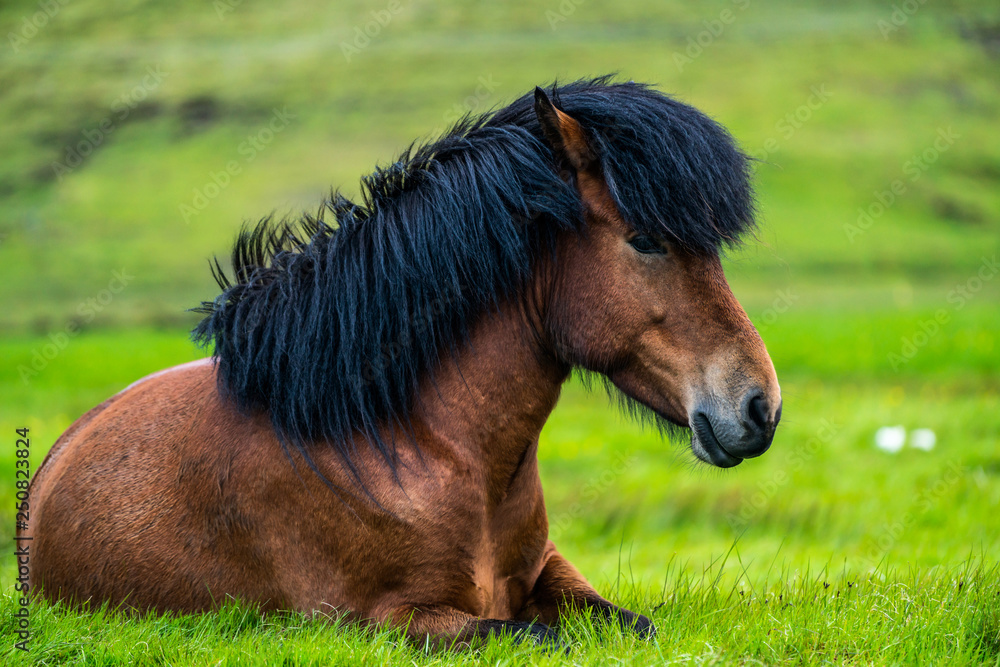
1, 0, 999, 664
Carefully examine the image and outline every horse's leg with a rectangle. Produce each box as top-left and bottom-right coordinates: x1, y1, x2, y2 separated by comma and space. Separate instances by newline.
389, 605, 562, 650
518, 542, 656, 638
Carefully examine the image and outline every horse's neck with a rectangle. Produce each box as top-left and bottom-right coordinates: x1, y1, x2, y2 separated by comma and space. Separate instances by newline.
412, 299, 568, 501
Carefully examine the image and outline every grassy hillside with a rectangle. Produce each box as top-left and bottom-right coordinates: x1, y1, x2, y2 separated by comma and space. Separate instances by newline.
1, 0, 998, 329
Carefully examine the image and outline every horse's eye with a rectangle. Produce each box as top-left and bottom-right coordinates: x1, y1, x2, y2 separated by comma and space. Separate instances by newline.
628, 234, 666, 255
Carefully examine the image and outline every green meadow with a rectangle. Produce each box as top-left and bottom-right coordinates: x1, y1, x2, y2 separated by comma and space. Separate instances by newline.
1, 0, 998, 663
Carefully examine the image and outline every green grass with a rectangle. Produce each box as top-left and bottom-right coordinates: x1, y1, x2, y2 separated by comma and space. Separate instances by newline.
3, 561, 999, 665
1, 0, 999, 663
1, 312, 997, 663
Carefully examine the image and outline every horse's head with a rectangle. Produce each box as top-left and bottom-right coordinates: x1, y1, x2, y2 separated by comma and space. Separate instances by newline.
534, 88, 781, 468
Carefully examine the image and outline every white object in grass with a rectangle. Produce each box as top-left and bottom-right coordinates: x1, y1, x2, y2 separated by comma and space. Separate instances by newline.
910, 428, 937, 451
875, 426, 906, 453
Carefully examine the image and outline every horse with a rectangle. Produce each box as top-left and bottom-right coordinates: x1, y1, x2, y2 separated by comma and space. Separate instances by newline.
24, 76, 781, 648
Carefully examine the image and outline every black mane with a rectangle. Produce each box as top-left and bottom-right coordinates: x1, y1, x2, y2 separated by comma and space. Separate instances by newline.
193, 76, 755, 482
488, 77, 755, 250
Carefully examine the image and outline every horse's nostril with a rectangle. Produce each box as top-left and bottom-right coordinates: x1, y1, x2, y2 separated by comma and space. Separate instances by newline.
746, 393, 769, 431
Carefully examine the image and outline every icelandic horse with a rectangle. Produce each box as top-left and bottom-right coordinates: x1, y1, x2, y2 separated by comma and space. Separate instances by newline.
25, 77, 781, 648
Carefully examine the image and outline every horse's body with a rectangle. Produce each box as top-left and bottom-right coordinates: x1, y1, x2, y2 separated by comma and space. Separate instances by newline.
25, 78, 781, 646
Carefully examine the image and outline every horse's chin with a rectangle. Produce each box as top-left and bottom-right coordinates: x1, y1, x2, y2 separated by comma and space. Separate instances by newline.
690, 417, 744, 468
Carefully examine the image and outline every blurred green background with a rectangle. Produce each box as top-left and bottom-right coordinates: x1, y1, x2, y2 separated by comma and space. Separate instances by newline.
1, 0, 998, 656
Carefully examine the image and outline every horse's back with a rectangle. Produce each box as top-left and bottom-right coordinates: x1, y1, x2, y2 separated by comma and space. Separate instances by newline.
26, 358, 290, 612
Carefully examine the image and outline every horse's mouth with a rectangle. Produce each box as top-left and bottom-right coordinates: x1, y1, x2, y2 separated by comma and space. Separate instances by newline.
691, 413, 743, 468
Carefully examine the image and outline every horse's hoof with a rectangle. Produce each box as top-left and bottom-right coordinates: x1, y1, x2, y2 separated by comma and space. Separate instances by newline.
605, 607, 657, 639
630, 613, 656, 639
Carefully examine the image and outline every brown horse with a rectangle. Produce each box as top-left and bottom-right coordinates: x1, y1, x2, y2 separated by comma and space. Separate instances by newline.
25, 78, 780, 648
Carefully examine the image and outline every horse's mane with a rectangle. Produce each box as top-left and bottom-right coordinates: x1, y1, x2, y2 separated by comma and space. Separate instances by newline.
192, 76, 755, 483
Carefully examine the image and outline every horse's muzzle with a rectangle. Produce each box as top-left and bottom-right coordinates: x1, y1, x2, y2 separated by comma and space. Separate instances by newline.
690, 390, 782, 467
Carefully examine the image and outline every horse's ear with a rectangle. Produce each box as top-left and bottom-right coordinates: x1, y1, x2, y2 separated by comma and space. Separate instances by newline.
534, 87, 597, 174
